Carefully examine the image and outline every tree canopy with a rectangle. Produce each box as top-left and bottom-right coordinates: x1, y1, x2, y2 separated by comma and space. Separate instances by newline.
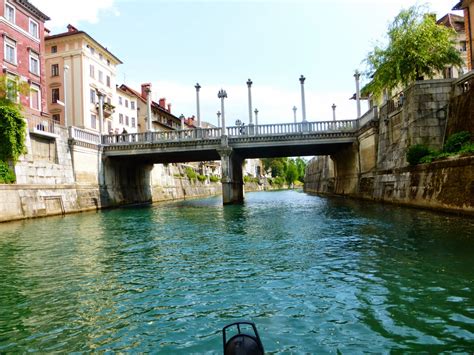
363, 5, 464, 98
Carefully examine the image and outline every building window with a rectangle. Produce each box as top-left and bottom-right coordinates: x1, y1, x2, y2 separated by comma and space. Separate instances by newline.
30, 84, 41, 110
107, 59, 110, 66
131, 101, 135, 110
51, 45, 57, 53
119, 113, 123, 124
91, 114, 97, 129
98, 70, 103, 83
5, 3, 15, 23
52, 114, 60, 123
89, 46, 95, 55
52, 88, 60, 103
29, 51, 40, 75
461, 41, 467, 52
107, 97, 111, 105
106, 75, 111, 87
125, 115, 129, 126
6, 75, 17, 102
29, 18, 39, 38
131, 117, 136, 128
4, 37, 16, 65
125, 99, 129, 108
90, 89, 96, 104
118, 97, 122, 105
89, 64, 94, 78
51, 63, 59, 77
99, 53, 103, 61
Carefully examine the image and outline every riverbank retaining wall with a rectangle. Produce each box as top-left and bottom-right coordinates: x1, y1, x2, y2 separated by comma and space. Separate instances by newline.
305, 78, 474, 215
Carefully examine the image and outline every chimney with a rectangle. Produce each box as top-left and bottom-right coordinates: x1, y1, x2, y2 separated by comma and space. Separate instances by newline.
141, 83, 151, 99
167, 103, 171, 113
67, 24, 78, 33
159, 98, 166, 108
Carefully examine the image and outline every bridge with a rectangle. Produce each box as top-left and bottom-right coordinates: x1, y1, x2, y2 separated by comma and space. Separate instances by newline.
70, 113, 376, 204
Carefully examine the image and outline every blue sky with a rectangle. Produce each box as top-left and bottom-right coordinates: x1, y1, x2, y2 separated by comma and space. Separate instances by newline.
32, 0, 461, 126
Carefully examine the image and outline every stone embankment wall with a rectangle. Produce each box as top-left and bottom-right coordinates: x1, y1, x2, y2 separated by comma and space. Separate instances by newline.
305, 78, 474, 215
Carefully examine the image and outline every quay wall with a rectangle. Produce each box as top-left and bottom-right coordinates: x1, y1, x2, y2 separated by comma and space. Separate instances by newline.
305, 79, 474, 215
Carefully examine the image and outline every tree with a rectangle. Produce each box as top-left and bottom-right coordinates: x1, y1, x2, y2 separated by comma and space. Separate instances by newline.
363, 5, 463, 98
285, 160, 299, 187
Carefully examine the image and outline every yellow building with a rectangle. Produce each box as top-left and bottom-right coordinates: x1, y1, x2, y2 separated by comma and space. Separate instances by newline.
45, 24, 122, 132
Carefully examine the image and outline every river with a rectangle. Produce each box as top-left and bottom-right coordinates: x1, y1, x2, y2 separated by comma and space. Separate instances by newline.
0, 190, 473, 353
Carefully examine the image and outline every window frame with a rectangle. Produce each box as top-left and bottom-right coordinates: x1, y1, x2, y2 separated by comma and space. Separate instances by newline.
91, 114, 97, 129
89, 64, 95, 78
90, 89, 96, 104
51, 88, 60, 103
29, 18, 39, 39
29, 50, 40, 76
51, 63, 59, 77
5, 3, 15, 23
4, 36, 17, 65
29, 83, 41, 111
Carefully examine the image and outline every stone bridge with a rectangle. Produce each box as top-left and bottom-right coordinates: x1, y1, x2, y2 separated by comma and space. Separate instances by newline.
70, 116, 376, 204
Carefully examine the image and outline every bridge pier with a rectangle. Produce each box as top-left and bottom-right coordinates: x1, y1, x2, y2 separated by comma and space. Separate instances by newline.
218, 146, 244, 204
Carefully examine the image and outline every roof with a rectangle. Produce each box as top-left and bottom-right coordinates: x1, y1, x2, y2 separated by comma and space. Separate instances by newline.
46, 26, 122, 65
119, 84, 180, 120
453, 1, 464, 10
437, 13, 465, 33
14, 0, 50, 21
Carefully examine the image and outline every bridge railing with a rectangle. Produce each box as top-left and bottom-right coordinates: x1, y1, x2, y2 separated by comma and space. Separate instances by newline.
101, 127, 223, 144
227, 120, 358, 137
69, 126, 101, 144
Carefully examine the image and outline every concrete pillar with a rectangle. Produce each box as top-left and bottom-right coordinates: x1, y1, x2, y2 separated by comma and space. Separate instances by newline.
292, 106, 297, 124
144, 84, 152, 131
96, 89, 104, 137
299, 75, 307, 122
218, 147, 244, 204
63, 65, 69, 128
247, 79, 253, 125
195, 83, 201, 128
218, 89, 227, 136
332, 103, 336, 121
217, 111, 221, 128
354, 71, 361, 118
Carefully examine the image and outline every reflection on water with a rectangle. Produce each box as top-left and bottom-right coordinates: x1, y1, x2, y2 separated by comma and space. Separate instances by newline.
0, 190, 473, 352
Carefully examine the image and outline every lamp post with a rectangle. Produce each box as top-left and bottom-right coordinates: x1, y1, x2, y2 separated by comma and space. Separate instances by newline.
218, 89, 227, 135
217, 110, 221, 128
332, 103, 336, 121
299, 75, 307, 122
180, 114, 185, 130
254, 108, 259, 126
354, 70, 361, 118
292, 106, 297, 124
96, 89, 105, 137
63, 64, 69, 128
195, 83, 201, 128
246, 79, 253, 125
145, 84, 152, 131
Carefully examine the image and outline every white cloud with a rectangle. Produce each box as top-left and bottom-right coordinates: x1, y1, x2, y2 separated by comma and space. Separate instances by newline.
30, 0, 119, 30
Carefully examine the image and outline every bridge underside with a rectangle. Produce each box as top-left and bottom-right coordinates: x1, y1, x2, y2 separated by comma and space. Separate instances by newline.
102, 137, 357, 205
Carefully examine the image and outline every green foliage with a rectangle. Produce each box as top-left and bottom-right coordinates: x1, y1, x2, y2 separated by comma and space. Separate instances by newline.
197, 174, 206, 182
209, 175, 220, 183
185, 167, 197, 181
406, 144, 433, 165
364, 5, 463, 99
443, 131, 471, 153
262, 157, 307, 183
244, 175, 259, 184
0, 160, 15, 183
0, 105, 26, 163
459, 142, 474, 155
272, 176, 286, 187
285, 160, 299, 186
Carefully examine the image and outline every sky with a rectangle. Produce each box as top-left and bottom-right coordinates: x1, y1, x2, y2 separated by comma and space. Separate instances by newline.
31, 0, 462, 127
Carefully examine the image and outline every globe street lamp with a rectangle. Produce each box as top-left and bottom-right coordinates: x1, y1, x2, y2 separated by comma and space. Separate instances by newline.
299, 75, 307, 122
218, 89, 227, 135
195, 83, 201, 127
254, 108, 259, 126
247, 79, 253, 125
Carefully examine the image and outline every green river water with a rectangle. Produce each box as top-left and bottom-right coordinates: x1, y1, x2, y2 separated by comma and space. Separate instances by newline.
0, 190, 473, 353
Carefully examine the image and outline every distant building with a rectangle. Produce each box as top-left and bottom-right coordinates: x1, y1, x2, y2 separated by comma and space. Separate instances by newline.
118, 83, 183, 132
0, 0, 50, 124
114, 85, 137, 134
453, 0, 474, 70
45, 25, 122, 131
436, 13, 468, 78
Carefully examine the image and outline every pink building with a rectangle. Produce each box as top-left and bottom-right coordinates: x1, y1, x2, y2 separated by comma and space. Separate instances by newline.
0, 0, 50, 125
